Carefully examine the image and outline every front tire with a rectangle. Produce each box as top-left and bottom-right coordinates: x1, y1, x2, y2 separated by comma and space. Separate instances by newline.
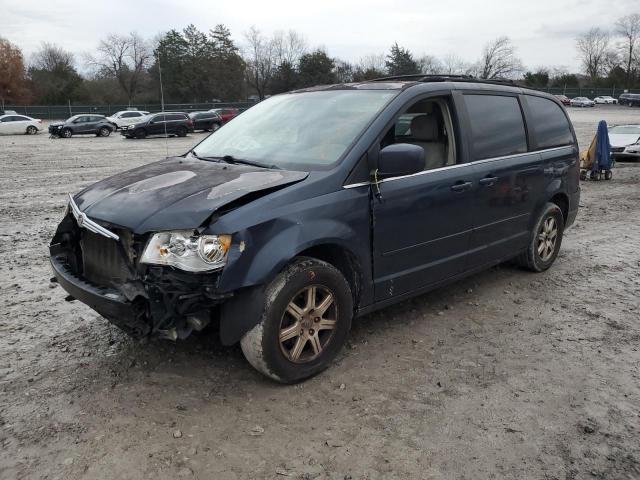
240, 258, 353, 383
61, 128, 73, 138
516, 202, 564, 272
134, 129, 146, 139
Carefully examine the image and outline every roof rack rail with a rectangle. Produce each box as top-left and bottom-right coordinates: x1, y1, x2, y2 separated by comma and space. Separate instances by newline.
367, 74, 517, 87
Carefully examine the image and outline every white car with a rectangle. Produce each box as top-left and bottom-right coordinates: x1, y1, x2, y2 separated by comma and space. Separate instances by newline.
609, 124, 640, 160
570, 97, 595, 107
105, 110, 150, 129
0, 114, 42, 135
594, 96, 617, 104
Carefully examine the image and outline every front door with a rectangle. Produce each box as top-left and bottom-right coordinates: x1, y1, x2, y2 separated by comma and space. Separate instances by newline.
371, 95, 476, 302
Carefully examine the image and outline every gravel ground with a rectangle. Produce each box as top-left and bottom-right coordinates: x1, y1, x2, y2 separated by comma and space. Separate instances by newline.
1, 106, 639, 480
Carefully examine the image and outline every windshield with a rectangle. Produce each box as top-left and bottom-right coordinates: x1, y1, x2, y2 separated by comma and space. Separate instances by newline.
609, 126, 640, 135
192, 90, 397, 169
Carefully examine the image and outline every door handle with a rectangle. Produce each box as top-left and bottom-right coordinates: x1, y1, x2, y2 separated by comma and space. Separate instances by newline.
479, 175, 498, 187
450, 181, 472, 192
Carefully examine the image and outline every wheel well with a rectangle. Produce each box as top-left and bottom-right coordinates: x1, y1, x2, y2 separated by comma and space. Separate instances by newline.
297, 244, 362, 309
550, 193, 569, 223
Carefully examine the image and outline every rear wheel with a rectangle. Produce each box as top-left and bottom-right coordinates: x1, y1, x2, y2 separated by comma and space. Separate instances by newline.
605, 170, 613, 180
211, 122, 221, 132
26, 125, 38, 135
516, 202, 564, 272
98, 126, 111, 137
176, 126, 187, 137
240, 258, 353, 383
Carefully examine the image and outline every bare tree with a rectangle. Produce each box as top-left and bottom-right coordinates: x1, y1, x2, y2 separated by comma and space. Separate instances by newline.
86, 32, 152, 103
31, 43, 76, 71
272, 30, 307, 67
418, 55, 441, 74
244, 26, 275, 100
440, 53, 469, 75
615, 13, 640, 87
576, 27, 611, 82
478, 36, 523, 79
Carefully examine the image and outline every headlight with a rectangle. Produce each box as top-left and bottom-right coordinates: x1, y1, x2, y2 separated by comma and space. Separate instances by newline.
141, 231, 232, 272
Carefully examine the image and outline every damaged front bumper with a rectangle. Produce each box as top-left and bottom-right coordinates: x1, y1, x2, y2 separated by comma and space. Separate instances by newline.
49, 215, 232, 340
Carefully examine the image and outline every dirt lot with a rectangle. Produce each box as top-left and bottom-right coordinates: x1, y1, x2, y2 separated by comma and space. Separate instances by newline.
1, 106, 639, 480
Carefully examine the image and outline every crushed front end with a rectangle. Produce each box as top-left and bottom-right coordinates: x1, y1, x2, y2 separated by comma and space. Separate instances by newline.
49, 199, 231, 340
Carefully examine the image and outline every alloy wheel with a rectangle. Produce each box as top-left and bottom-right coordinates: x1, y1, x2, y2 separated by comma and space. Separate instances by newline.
537, 216, 558, 262
279, 285, 337, 363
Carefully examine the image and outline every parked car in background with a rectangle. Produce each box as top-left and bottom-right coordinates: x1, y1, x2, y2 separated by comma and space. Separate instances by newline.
120, 112, 193, 139
0, 110, 19, 116
188, 111, 223, 132
594, 96, 617, 104
570, 97, 595, 107
106, 110, 150, 130
209, 108, 239, 123
0, 114, 42, 135
50, 77, 579, 382
608, 124, 640, 160
619, 93, 640, 106
555, 94, 571, 106
48, 115, 114, 138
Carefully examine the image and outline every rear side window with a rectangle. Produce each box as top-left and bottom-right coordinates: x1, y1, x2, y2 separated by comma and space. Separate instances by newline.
166, 114, 185, 121
463, 94, 527, 160
121, 112, 139, 118
525, 96, 574, 149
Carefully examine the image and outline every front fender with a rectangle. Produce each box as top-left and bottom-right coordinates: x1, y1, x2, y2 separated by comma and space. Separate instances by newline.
218, 217, 365, 292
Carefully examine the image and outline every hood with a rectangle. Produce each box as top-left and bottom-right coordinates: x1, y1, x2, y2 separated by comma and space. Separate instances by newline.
50, 122, 64, 127
609, 133, 640, 148
73, 156, 308, 233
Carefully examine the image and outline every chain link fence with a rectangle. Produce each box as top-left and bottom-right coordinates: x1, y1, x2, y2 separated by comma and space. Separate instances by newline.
4, 87, 640, 120
2, 102, 256, 120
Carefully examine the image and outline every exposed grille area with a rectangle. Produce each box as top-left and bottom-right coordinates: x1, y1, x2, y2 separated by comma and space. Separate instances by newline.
611, 147, 625, 153
80, 229, 131, 287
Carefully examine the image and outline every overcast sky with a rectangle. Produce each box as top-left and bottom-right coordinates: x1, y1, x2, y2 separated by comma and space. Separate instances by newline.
1, 0, 636, 72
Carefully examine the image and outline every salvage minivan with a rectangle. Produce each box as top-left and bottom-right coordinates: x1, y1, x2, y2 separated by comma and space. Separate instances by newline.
50, 76, 580, 383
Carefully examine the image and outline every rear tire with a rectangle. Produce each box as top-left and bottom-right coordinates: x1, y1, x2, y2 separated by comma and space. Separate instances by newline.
240, 257, 353, 383
516, 203, 564, 272
176, 126, 187, 137
98, 126, 111, 137
211, 122, 221, 132
26, 125, 37, 135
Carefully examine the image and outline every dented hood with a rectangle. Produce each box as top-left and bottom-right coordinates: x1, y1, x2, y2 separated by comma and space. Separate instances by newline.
73, 156, 308, 233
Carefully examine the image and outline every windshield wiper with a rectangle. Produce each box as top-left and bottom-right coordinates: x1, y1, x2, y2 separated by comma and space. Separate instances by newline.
219, 155, 280, 170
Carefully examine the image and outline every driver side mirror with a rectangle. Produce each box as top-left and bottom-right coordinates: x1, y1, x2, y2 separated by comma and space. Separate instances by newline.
377, 144, 425, 178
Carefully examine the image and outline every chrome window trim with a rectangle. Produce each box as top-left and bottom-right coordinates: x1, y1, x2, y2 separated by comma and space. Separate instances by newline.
68, 193, 120, 241
343, 145, 573, 189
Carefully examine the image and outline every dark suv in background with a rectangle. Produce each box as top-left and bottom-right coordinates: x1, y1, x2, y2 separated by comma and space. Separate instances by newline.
121, 112, 194, 139
619, 93, 640, 106
50, 75, 579, 383
189, 111, 223, 132
49, 114, 114, 138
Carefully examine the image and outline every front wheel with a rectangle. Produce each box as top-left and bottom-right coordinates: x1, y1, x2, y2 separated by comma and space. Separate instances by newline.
516, 203, 564, 272
98, 127, 111, 137
240, 258, 353, 383
61, 128, 72, 138
134, 129, 146, 139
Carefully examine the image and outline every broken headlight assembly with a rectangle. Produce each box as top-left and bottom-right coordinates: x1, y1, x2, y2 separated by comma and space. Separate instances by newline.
141, 231, 232, 272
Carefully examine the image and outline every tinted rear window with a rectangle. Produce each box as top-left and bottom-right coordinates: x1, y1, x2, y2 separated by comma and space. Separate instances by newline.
463, 94, 527, 160
525, 96, 574, 149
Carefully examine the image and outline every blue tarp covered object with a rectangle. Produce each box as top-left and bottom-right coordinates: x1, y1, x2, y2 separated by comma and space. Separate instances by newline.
593, 120, 612, 172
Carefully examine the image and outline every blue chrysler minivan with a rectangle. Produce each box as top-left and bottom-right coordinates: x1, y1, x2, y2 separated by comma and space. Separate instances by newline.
50, 76, 580, 382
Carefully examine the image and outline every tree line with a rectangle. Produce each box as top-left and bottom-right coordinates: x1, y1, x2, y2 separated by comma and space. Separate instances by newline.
1, 14, 639, 106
